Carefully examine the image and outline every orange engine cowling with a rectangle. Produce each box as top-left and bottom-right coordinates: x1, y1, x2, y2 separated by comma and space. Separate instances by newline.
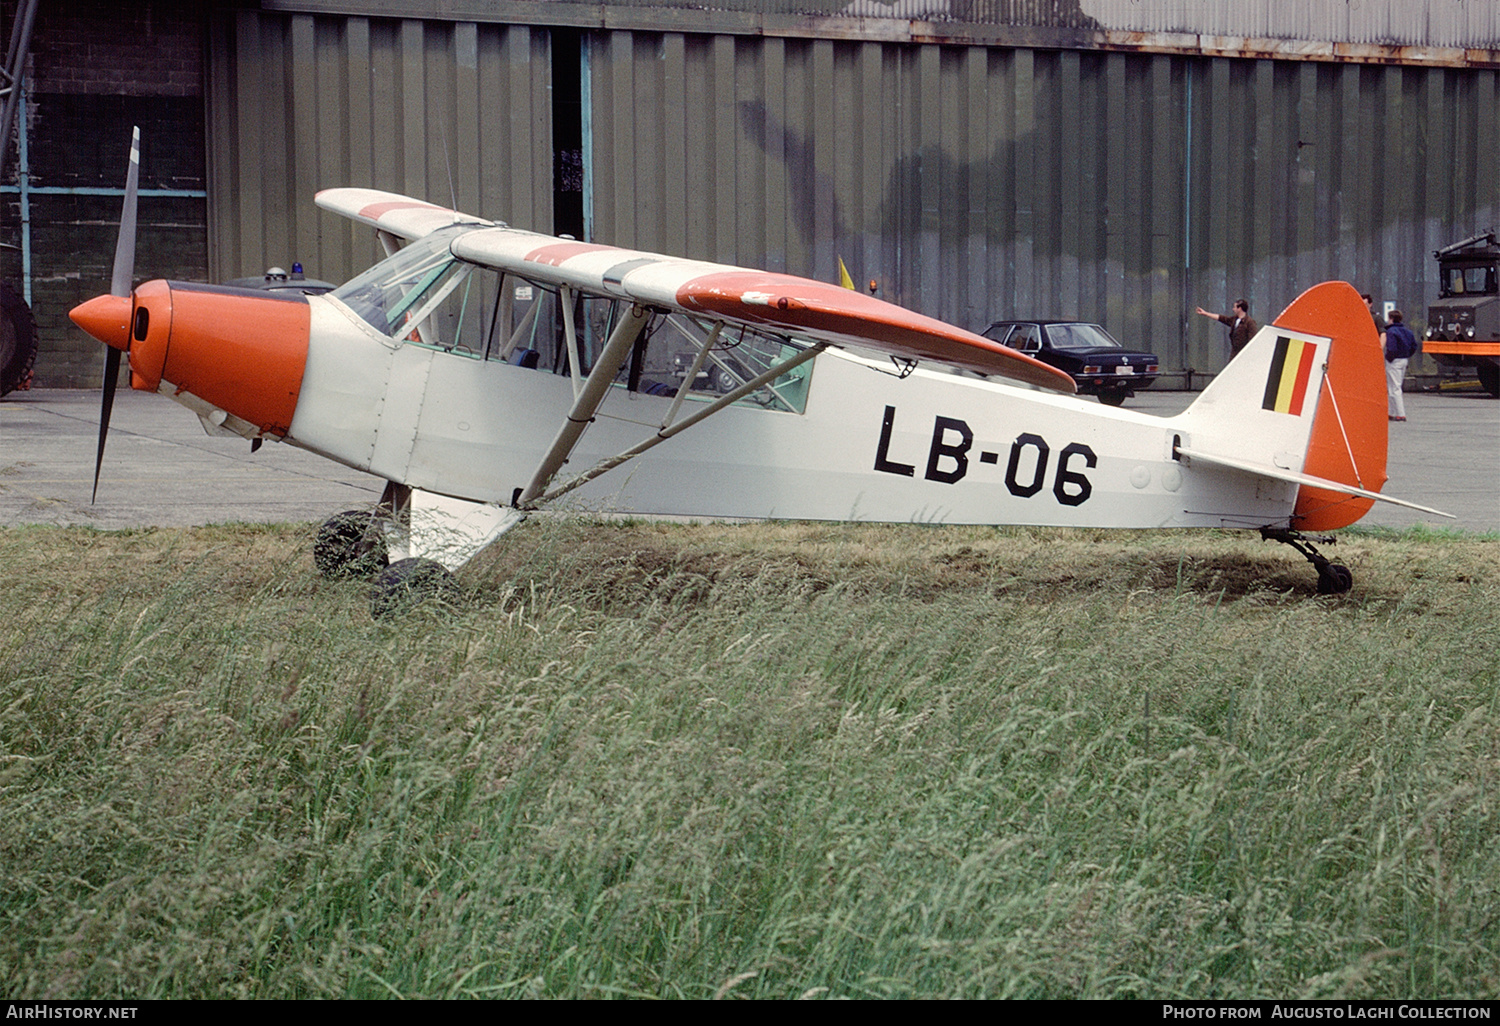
71, 281, 311, 438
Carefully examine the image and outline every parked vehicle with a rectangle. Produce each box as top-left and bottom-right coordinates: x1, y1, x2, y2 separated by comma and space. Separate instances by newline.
1423, 232, 1500, 397
979, 320, 1158, 405
223, 263, 336, 296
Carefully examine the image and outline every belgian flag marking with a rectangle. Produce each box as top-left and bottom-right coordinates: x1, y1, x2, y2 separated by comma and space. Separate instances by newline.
1261, 336, 1317, 416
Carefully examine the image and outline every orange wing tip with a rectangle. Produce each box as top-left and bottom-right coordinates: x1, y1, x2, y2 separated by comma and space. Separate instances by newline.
677, 272, 1075, 393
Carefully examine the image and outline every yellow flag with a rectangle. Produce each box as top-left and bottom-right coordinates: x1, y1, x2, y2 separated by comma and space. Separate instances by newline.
837, 256, 856, 291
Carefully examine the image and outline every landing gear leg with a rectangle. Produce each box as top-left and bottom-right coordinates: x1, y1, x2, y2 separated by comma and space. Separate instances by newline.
378, 480, 413, 563
364, 481, 458, 617
1261, 528, 1353, 595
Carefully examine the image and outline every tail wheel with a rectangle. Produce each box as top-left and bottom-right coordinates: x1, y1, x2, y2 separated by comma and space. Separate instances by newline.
1263, 528, 1354, 596
0, 283, 38, 396
1098, 388, 1127, 407
1316, 562, 1353, 595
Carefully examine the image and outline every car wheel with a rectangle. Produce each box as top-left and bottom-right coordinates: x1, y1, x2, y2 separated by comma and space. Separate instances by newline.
1478, 363, 1499, 398
709, 365, 738, 394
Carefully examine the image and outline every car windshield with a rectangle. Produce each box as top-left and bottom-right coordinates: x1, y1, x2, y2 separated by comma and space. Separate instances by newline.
1047, 323, 1121, 350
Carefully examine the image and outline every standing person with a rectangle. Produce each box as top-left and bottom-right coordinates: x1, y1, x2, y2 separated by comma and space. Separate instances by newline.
1362, 293, 1386, 334
1382, 309, 1418, 422
1195, 299, 1259, 360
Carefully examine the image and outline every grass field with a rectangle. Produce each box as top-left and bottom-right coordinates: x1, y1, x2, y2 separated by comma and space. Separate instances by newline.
1, 519, 1497, 999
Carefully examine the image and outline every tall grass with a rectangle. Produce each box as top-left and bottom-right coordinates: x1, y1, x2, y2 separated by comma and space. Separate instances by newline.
1, 520, 1497, 998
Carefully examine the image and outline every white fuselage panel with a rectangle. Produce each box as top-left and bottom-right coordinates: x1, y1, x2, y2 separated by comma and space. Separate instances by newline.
285, 297, 1295, 529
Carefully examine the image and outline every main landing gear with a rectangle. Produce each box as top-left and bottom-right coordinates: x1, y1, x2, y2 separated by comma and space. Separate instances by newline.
313, 508, 389, 579
1261, 528, 1353, 595
368, 556, 456, 619
313, 484, 455, 617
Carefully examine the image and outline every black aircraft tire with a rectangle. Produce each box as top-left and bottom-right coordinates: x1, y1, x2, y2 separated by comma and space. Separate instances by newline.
314, 509, 389, 579
1478, 362, 1499, 398
1098, 388, 1127, 407
1316, 563, 1353, 596
370, 557, 455, 619
0, 283, 38, 397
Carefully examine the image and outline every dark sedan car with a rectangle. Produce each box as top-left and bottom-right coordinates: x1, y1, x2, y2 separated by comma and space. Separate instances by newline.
979, 320, 1158, 405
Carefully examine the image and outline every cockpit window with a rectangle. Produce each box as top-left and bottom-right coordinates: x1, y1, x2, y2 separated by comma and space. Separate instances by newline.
327, 227, 814, 413
331, 226, 479, 347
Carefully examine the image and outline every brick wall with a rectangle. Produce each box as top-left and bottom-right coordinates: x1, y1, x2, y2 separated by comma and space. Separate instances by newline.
30, 1, 204, 97
4, 0, 208, 388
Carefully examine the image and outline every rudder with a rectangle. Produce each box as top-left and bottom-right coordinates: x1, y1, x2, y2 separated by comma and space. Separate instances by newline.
1272, 282, 1387, 530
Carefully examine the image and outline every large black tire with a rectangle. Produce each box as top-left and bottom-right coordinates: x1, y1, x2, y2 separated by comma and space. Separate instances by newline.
1316, 562, 1353, 595
0, 283, 38, 397
1098, 388, 1128, 407
1478, 362, 1499, 398
370, 557, 455, 618
314, 509, 389, 579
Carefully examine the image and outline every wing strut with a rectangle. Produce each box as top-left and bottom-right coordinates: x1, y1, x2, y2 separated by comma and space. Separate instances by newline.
534, 341, 828, 507
516, 303, 653, 507
559, 284, 583, 399
662, 321, 722, 428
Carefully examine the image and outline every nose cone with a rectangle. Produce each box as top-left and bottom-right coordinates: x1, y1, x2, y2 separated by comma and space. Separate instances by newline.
70, 294, 132, 351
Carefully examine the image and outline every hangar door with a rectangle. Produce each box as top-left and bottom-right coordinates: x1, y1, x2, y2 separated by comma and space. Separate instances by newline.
206, 11, 559, 287
210, 10, 1500, 385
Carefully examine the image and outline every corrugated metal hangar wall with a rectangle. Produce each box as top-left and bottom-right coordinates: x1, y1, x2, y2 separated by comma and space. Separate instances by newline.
210, 4, 1499, 384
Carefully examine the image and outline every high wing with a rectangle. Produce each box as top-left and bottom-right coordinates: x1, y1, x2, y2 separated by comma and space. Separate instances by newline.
316, 187, 495, 242
315, 188, 1076, 392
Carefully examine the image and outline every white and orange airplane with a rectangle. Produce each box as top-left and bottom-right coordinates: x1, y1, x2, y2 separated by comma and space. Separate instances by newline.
71, 130, 1447, 612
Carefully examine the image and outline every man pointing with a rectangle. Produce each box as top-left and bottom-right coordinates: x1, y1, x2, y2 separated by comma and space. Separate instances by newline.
1196, 298, 1258, 360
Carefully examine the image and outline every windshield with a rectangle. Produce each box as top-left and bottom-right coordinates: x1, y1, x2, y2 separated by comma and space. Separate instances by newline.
1441, 264, 1498, 298
1047, 323, 1121, 350
331, 226, 475, 344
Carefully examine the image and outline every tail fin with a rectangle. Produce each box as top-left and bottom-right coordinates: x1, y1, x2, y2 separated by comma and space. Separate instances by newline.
1177, 282, 1390, 530
1274, 281, 1388, 529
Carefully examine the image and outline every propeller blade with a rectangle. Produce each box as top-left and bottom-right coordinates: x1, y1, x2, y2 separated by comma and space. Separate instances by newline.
110, 127, 140, 298
92, 346, 120, 503
92, 126, 140, 503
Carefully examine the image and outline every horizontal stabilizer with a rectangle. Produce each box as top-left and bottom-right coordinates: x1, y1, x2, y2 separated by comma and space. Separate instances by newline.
1176, 445, 1452, 518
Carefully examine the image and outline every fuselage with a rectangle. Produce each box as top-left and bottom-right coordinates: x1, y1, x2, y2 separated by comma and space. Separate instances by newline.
68, 185, 1397, 552
275, 291, 1296, 530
